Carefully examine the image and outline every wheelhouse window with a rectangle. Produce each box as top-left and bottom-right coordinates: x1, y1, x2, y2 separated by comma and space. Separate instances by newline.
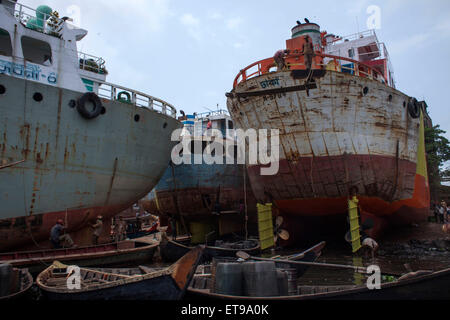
348, 48, 355, 58
0, 28, 13, 57
21, 36, 52, 66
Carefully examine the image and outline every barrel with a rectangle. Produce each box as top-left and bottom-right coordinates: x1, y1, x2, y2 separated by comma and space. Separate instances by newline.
281, 268, 298, 295
276, 269, 288, 296
214, 262, 243, 296
211, 257, 239, 291
242, 261, 278, 297
0, 263, 13, 297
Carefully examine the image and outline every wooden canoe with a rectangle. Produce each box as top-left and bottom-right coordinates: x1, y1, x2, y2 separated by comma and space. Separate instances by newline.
0, 267, 33, 301
0, 240, 158, 276
187, 266, 450, 300
36, 246, 204, 300
159, 233, 261, 263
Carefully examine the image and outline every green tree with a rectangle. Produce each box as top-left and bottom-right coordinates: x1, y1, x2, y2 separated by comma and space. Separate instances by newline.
425, 125, 450, 200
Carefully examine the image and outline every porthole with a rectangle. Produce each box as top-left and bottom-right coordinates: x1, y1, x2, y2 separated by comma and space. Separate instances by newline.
363, 87, 369, 95
68, 99, 76, 108
100, 107, 106, 115
163, 122, 167, 129
134, 114, 140, 122
0, 85, 5, 95
388, 94, 393, 102
33, 92, 43, 102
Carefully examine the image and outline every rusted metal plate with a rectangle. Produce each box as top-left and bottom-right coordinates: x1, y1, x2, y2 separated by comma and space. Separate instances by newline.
0, 73, 181, 251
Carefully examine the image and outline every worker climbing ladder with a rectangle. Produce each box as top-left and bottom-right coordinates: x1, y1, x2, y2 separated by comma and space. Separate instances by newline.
348, 196, 362, 253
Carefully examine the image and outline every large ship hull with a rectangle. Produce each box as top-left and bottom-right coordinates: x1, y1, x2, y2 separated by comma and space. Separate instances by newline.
0, 74, 182, 250
227, 70, 430, 245
142, 160, 257, 235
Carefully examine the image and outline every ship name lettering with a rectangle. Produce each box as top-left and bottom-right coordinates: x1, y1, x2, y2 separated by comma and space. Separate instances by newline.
0, 59, 56, 84
260, 78, 280, 88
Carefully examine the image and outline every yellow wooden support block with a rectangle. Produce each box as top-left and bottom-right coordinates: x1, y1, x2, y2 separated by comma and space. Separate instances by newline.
348, 196, 362, 253
257, 203, 275, 250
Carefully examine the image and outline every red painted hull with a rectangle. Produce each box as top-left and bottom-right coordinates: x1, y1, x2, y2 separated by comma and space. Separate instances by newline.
0, 203, 134, 251
247, 155, 430, 245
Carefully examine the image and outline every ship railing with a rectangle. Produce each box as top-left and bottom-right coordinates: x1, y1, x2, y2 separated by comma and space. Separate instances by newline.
329, 29, 377, 45
7, 0, 65, 37
195, 109, 230, 119
233, 52, 388, 88
78, 51, 107, 75
97, 82, 177, 118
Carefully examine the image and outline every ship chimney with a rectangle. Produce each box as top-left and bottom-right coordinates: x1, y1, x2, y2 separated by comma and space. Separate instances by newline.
291, 21, 321, 47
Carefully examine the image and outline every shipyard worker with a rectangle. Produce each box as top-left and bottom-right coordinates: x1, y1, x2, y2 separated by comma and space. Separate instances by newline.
274, 49, 289, 71
90, 216, 103, 245
441, 200, 448, 222
113, 216, 126, 242
433, 201, 441, 223
361, 237, 379, 260
302, 36, 315, 71
169, 216, 177, 241
439, 203, 446, 224
50, 219, 75, 249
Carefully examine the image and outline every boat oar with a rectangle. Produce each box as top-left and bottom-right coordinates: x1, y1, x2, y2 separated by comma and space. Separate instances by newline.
236, 251, 368, 274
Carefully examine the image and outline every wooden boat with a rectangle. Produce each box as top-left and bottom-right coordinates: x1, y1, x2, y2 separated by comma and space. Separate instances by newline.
126, 223, 159, 239
187, 266, 450, 300
0, 240, 158, 276
36, 246, 203, 300
0, 266, 33, 301
159, 233, 260, 262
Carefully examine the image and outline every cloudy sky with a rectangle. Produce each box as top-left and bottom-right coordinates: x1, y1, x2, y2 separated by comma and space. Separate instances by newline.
21, 0, 450, 143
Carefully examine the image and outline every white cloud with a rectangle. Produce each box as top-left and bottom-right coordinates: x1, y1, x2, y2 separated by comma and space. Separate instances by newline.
226, 17, 242, 30
180, 13, 200, 27
389, 33, 430, 55
208, 12, 222, 20
180, 13, 201, 41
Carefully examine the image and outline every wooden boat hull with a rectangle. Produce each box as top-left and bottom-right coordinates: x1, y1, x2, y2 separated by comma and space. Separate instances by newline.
0, 241, 157, 275
187, 268, 450, 300
159, 237, 260, 263
37, 247, 204, 300
42, 274, 183, 300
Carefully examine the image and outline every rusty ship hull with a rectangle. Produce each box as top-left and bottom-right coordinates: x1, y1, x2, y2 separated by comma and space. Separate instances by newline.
144, 160, 256, 220
0, 74, 182, 251
227, 69, 430, 245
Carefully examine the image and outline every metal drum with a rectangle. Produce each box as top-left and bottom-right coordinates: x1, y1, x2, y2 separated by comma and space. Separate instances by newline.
242, 261, 278, 297
0, 263, 12, 297
276, 269, 288, 296
280, 268, 298, 295
214, 262, 243, 296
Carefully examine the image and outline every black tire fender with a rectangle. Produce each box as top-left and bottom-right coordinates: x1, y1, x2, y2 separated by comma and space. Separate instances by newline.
76, 92, 103, 119
407, 98, 420, 119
